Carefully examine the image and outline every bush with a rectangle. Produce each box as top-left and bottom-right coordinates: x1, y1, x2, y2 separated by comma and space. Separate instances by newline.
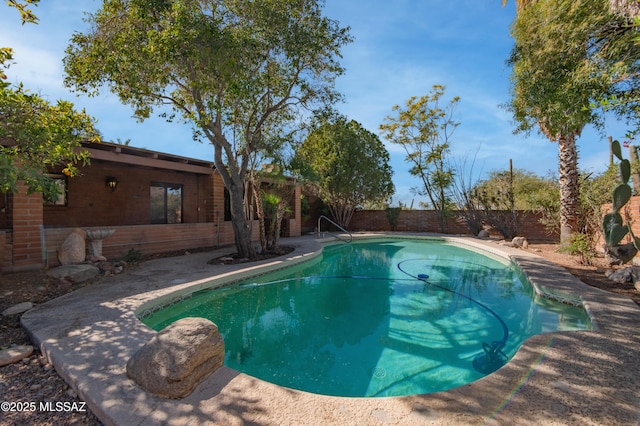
559, 233, 594, 265
386, 207, 402, 231
123, 248, 143, 264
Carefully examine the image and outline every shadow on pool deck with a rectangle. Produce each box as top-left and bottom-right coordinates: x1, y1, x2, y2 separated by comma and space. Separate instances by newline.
21, 234, 640, 425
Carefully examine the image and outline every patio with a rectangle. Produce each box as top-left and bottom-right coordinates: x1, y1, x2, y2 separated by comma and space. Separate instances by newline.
21, 235, 640, 425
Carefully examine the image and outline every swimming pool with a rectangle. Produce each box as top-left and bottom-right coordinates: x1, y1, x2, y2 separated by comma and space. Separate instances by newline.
142, 237, 591, 397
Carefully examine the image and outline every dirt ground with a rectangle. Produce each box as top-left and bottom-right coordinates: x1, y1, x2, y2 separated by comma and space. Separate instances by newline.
0, 242, 638, 425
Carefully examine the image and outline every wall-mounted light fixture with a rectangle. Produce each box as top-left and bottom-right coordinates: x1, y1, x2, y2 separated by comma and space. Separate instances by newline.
105, 176, 119, 191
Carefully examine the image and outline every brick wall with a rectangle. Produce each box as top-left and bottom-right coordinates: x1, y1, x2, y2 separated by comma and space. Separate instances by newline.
0, 230, 10, 271
350, 209, 555, 242
44, 160, 215, 227
42, 220, 266, 267
11, 181, 45, 271
288, 186, 302, 237
1, 164, 300, 271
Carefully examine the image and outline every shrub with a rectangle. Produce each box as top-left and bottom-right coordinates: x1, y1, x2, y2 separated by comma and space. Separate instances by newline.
559, 233, 594, 265
123, 248, 143, 264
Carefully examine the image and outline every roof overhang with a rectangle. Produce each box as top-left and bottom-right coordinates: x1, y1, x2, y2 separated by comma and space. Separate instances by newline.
81, 141, 214, 175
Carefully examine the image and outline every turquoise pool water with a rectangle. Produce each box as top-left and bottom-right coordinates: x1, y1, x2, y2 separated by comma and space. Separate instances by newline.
142, 238, 591, 397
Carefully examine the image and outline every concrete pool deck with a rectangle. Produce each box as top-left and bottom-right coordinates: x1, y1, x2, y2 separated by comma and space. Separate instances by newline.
21, 234, 640, 425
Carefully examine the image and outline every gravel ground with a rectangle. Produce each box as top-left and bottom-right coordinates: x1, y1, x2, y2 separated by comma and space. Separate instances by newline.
0, 242, 638, 425
0, 269, 102, 426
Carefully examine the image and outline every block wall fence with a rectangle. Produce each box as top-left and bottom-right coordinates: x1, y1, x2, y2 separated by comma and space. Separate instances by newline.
349, 209, 555, 241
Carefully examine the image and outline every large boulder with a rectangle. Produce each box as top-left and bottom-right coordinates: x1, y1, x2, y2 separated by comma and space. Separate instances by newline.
126, 317, 224, 398
48, 264, 100, 283
57, 229, 87, 265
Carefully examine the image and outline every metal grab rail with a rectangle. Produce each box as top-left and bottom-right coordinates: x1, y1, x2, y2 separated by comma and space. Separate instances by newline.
317, 215, 353, 243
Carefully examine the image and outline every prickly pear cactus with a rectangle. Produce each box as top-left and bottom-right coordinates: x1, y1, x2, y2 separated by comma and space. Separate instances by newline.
602, 140, 639, 264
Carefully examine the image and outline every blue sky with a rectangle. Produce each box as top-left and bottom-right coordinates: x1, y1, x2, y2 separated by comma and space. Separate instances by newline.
0, 0, 624, 206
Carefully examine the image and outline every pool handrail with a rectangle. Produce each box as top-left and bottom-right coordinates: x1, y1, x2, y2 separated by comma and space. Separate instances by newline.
317, 215, 353, 243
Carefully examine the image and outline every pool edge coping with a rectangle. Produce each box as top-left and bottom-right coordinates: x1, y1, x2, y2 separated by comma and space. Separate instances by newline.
20, 233, 640, 425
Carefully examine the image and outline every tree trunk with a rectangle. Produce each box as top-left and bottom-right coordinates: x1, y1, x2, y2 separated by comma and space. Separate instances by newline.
228, 181, 256, 259
250, 178, 267, 254
271, 202, 286, 250
329, 204, 354, 230
558, 133, 580, 243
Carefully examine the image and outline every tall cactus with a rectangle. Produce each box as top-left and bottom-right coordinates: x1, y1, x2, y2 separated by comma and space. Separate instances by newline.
603, 139, 639, 263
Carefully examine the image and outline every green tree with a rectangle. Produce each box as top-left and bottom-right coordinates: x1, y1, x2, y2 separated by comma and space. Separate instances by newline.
508, 0, 609, 243
249, 163, 292, 254
472, 168, 559, 239
1, 88, 98, 196
63, 0, 351, 258
1, 0, 98, 200
295, 116, 394, 229
380, 85, 459, 233
507, 0, 640, 243
474, 168, 558, 211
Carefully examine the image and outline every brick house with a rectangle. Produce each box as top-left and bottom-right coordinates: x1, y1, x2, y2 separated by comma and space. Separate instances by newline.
0, 141, 301, 272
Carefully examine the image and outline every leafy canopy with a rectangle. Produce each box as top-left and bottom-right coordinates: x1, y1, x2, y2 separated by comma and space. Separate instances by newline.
380, 85, 458, 231
296, 115, 394, 227
508, 0, 640, 138
64, 0, 351, 257
1, 0, 98, 198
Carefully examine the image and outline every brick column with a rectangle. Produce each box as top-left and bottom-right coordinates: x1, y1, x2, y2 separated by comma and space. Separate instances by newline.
11, 181, 44, 271
287, 185, 302, 237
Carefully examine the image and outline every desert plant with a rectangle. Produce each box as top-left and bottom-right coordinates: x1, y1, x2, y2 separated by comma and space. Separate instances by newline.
559, 232, 595, 265
386, 206, 402, 231
602, 140, 639, 264
123, 248, 143, 264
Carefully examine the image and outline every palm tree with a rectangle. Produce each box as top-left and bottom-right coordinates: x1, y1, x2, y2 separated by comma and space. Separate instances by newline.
506, 0, 626, 242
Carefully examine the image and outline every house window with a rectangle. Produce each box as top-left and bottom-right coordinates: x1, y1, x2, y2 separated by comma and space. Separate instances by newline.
43, 174, 67, 206
150, 183, 183, 224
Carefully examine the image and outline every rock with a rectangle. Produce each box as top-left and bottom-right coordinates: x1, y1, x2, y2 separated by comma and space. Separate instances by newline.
0, 345, 34, 367
635, 281, 640, 292
126, 317, 224, 398
605, 242, 638, 265
511, 236, 528, 248
86, 255, 107, 263
96, 261, 117, 275
57, 229, 87, 265
47, 264, 100, 283
607, 266, 635, 284
2, 301, 33, 316
477, 229, 490, 239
